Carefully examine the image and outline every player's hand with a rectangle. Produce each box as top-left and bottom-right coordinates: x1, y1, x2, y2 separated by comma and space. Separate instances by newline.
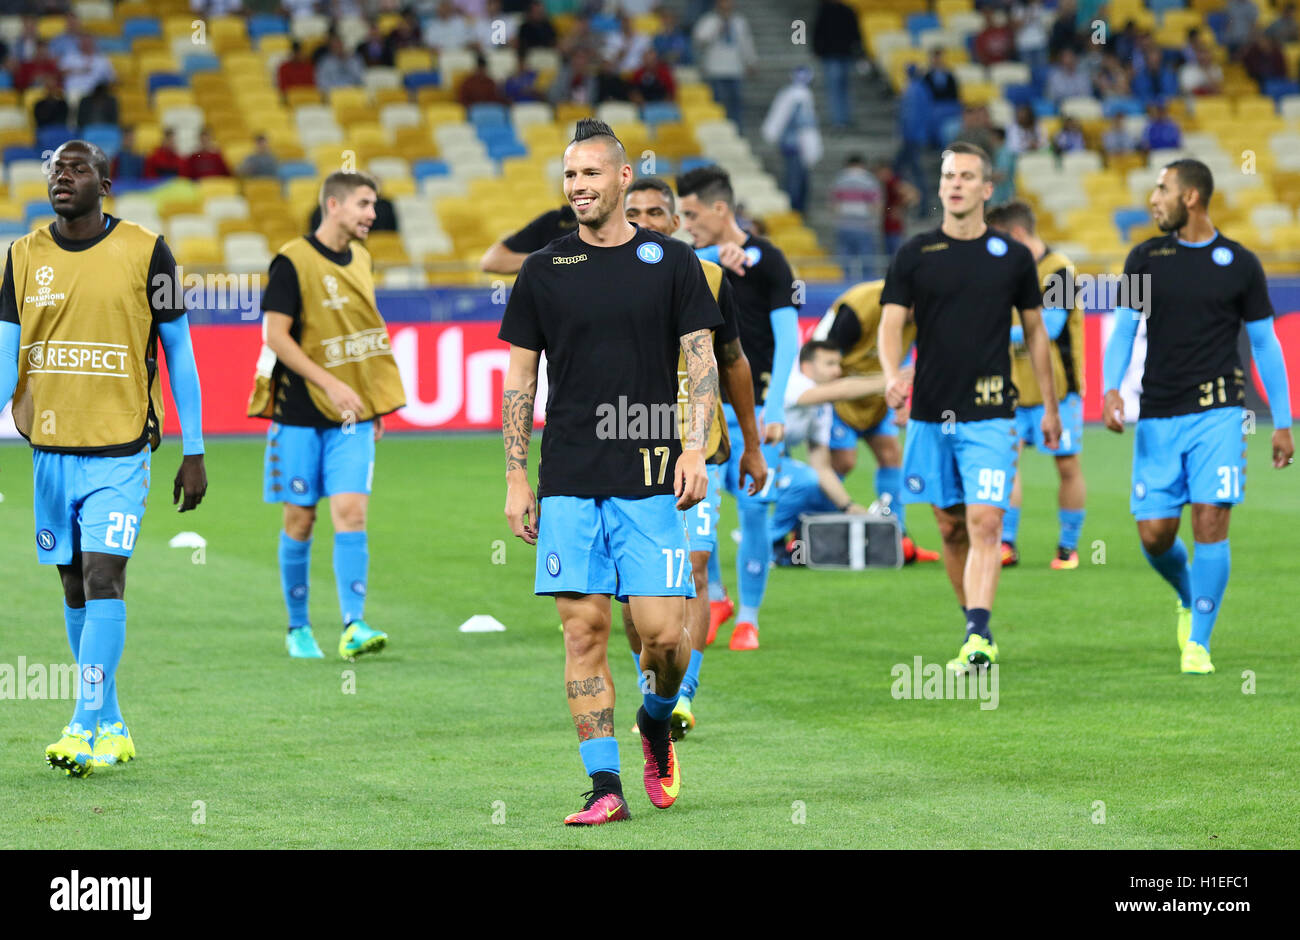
173, 454, 207, 512
893, 401, 910, 427
764, 421, 785, 445
328, 379, 364, 421
738, 444, 767, 496
885, 374, 912, 410
1273, 426, 1295, 468
505, 473, 539, 545
716, 241, 749, 277
374, 415, 384, 441
845, 502, 869, 514
1103, 389, 1125, 433
1041, 408, 1062, 451
674, 448, 709, 510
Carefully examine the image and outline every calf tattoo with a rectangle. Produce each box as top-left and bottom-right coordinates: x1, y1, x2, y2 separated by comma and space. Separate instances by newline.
573, 707, 615, 741
566, 676, 607, 699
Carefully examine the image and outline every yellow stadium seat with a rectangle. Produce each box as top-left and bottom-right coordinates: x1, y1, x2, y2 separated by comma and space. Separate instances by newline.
37, 15, 63, 40
676, 84, 714, 107
241, 178, 282, 203
861, 13, 903, 35
285, 87, 323, 108
176, 236, 222, 266
14, 180, 49, 203
373, 88, 409, 108
424, 103, 467, 127
222, 51, 262, 76
1194, 96, 1233, 123
197, 178, 240, 201
416, 86, 454, 106
396, 48, 434, 73
139, 52, 180, 79
154, 88, 197, 112
258, 34, 291, 55
366, 232, 409, 264
1236, 97, 1277, 123
328, 86, 368, 110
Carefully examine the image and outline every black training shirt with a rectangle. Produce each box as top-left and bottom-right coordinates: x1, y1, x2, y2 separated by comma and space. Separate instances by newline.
503, 206, 579, 255
722, 235, 798, 405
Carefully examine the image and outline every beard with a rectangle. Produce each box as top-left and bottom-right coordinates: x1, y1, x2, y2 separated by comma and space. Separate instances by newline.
1157, 201, 1188, 232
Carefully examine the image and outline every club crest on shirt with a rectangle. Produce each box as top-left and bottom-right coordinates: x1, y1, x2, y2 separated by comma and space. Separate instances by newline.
987, 236, 1008, 257
1212, 246, 1233, 266
637, 242, 663, 264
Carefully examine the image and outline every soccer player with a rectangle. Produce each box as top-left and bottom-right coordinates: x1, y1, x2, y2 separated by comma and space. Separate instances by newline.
1102, 158, 1293, 674
879, 143, 1060, 672
500, 120, 721, 825
813, 278, 940, 563
985, 200, 1087, 569
0, 140, 207, 776
479, 203, 577, 274
677, 164, 800, 651
247, 171, 406, 660
620, 176, 765, 740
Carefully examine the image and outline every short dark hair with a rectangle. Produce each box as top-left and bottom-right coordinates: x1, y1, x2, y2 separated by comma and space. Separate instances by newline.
569, 117, 626, 165
54, 140, 109, 182
942, 141, 992, 182
320, 170, 379, 215
675, 164, 734, 209
845, 153, 866, 166
1164, 158, 1214, 207
799, 339, 840, 364
627, 176, 675, 213
985, 199, 1036, 233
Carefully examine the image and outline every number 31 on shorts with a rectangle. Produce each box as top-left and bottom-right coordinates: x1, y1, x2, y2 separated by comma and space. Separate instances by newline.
976, 468, 1006, 502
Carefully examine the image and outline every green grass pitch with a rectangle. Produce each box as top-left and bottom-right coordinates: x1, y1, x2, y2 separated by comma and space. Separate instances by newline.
1, 428, 1297, 849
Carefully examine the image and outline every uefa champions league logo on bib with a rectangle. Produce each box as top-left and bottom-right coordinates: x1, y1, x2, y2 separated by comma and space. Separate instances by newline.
987, 237, 1008, 257
546, 553, 561, 576
1212, 247, 1233, 266
637, 242, 663, 264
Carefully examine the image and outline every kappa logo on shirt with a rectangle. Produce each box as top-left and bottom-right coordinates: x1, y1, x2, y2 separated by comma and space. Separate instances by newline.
553, 254, 588, 265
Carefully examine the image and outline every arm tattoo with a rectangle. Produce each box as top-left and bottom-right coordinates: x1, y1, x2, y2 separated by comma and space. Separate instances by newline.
573, 707, 615, 741
681, 328, 719, 452
566, 676, 607, 699
501, 387, 534, 473
716, 336, 743, 370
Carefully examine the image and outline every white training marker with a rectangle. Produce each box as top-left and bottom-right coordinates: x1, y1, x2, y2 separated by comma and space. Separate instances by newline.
458, 615, 506, 633
168, 531, 207, 549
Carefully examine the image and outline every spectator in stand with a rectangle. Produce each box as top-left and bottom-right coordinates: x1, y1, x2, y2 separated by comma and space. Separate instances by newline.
1224, 0, 1259, 57
356, 21, 394, 67
830, 153, 883, 279
518, 0, 558, 55
1102, 112, 1138, 157
1131, 47, 1179, 102
144, 128, 185, 180
48, 11, 82, 61
549, 47, 596, 105
874, 159, 920, 258
1180, 44, 1224, 95
989, 127, 1017, 203
594, 56, 631, 103
424, 1, 472, 51
606, 13, 651, 74
238, 133, 279, 178
1140, 101, 1182, 152
185, 127, 231, 179
111, 126, 145, 182
503, 47, 542, 102
1048, 0, 1083, 57
33, 75, 69, 130
277, 41, 316, 94
474, 0, 517, 50
1242, 28, 1287, 87
813, 0, 863, 131
1093, 51, 1132, 101
1109, 18, 1141, 68
315, 36, 365, 91
14, 39, 62, 93
75, 81, 118, 128
1045, 48, 1092, 103
762, 65, 821, 214
385, 7, 424, 58
975, 8, 1017, 66
309, 26, 336, 66
1013, 0, 1050, 70
629, 48, 675, 103
59, 33, 115, 100
923, 47, 960, 102
1182, 28, 1207, 65
1051, 115, 1086, 154
1266, 3, 1299, 45
894, 63, 931, 197
1006, 103, 1043, 153
950, 104, 998, 156
652, 7, 690, 66
458, 52, 507, 107
693, 0, 757, 130
10, 15, 39, 63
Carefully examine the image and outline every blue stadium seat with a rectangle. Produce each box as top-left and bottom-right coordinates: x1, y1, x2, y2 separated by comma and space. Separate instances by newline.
277, 161, 317, 181
248, 14, 289, 40
147, 73, 188, 95
469, 103, 509, 126
678, 156, 715, 174
1148, 0, 1186, 12
5, 146, 43, 164
183, 53, 221, 74
0, 220, 27, 238
906, 13, 940, 41
403, 70, 440, 90
120, 17, 162, 41
636, 157, 674, 177
108, 179, 154, 196
37, 126, 75, 152
1265, 78, 1300, 100
96, 36, 131, 54
1206, 12, 1229, 44
476, 125, 518, 146
641, 102, 680, 126
0, 70, 10, 90
1102, 97, 1145, 117
82, 123, 122, 158
1114, 207, 1152, 240
25, 199, 54, 225
590, 13, 620, 33
1032, 97, 1057, 117
487, 140, 528, 160
1030, 63, 1051, 93
1004, 83, 1036, 106
412, 158, 450, 180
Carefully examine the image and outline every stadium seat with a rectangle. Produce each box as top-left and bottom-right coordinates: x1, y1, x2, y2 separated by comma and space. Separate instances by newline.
403, 70, 441, 92
277, 161, 317, 181
363, 68, 401, 95
469, 103, 509, 127
121, 17, 163, 41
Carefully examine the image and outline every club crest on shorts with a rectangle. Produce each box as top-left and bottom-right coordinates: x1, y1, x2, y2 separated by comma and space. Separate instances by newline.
546, 552, 561, 576
290, 477, 308, 495
36, 529, 56, 551
1134, 480, 1146, 499
637, 242, 663, 264
987, 236, 1008, 256
905, 473, 924, 493
1212, 247, 1233, 266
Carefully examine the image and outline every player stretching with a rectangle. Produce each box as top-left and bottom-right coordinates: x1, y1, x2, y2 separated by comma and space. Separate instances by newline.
620, 177, 765, 740
248, 171, 406, 660
677, 165, 800, 651
879, 143, 1060, 672
1103, 158, 1293, 674
0, 140, 207, 776
985, 201, 1087, 569
500, 120, 721, 825
812, 278, 939, 563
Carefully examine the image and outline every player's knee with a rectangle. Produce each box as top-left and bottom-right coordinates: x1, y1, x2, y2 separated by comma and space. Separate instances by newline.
934, 513, 967, 545
966, 512, 1002, 546
81, 560, 125, 600
284, 505, 316, 540
639, 623, 685, 659
334, 506, 367, 531
563, 621, 608, 662
690, 555, 710, 596
1138, 524, 1176, 556
1056, 455, 1081, 481
871, 438, 901, 466
58, 570, 86, 607
831, 449, 857, 477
